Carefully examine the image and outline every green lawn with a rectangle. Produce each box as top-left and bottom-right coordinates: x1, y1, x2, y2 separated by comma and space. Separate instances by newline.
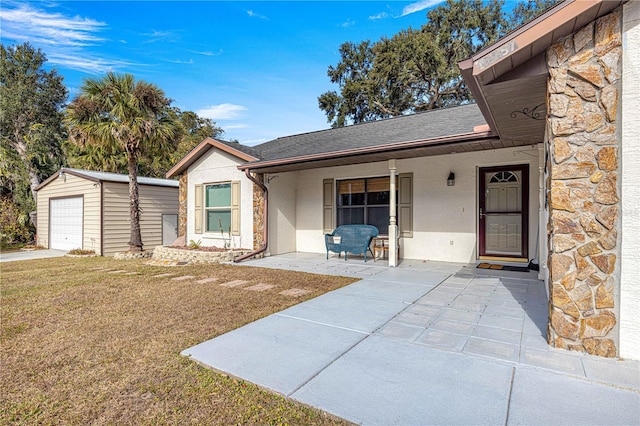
1, 257, 355, 425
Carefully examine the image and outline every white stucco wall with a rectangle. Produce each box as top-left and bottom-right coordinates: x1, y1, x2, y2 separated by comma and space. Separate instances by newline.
266, 172, 297, 255
289, 145, 541, 263
620, 1, 640, 360
186, 149, 254, 249
295, 161, 391, 255
404, 146, 540, 263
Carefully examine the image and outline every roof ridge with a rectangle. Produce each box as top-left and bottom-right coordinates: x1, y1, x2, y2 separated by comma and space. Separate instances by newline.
255, 103, 478, 147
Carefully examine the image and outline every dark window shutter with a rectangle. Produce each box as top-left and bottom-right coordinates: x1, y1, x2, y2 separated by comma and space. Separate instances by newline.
323, 178, 334, 233
398, 173, 413, 237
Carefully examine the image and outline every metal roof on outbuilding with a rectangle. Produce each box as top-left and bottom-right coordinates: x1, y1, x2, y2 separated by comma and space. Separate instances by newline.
36, 168, 179, 191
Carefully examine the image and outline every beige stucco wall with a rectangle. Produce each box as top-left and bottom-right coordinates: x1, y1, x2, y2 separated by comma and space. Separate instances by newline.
287, 145, 541, 263
186, 148, 254, 249
620, 1, 640, 360
36, 173, 101, 254
266, 171, 297, 255
102, 182, 178, 256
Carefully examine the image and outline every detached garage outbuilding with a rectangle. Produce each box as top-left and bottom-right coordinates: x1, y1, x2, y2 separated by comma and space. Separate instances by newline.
35, 168, 179, 255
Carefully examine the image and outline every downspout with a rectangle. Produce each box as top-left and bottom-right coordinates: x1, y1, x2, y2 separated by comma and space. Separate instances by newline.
234, 169, 268, 262
100, 180, 104, 256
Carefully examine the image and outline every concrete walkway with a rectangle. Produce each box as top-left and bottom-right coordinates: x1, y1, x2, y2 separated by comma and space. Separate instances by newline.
0, 248, 66, 263
184, 253, 640, 425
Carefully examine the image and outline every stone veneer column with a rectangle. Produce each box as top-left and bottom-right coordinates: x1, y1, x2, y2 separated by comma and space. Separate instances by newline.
178, 172, 188, 238
253, 173, 266, 253
546, 9, 622, 357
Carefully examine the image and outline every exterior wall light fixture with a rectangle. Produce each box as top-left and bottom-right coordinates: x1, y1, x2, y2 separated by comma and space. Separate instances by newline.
447, 171, 455, 187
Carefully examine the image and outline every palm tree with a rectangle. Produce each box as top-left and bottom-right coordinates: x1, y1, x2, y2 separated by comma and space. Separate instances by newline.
65, 72, 178, 252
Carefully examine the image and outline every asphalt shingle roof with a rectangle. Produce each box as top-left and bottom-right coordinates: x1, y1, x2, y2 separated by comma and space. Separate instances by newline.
248, 103, 486, 162
216, 139, 261, 159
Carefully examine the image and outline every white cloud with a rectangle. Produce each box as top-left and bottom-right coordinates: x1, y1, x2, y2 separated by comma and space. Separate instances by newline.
0, 3, 106, 46
148, 30, 172, 38
224, 123, 249, 130
0, 2, 135, 74
167, 58, 194, 65
142, 29, 180, 43
188, 49, 223, 57
247, 10, 268, 20
340, 19, 356, 28
46, 52, 136, 74
197, 103, 248, 120
400, 0, 444, 17
368, 12, 389, 20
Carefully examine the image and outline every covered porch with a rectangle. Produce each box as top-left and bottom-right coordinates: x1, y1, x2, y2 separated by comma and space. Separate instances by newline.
259, 142, 545, 273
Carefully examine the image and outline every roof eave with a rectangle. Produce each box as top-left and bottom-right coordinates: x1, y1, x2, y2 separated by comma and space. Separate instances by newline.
459, 61, 500, 138
238, 130, 495, 172
458, 0, 625, 140
166, 137, 259, 178
35, 168, 100, 191
464, 0, 575, 72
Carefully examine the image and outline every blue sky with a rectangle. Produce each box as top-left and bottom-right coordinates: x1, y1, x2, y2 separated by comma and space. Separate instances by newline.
1, 0, 450, 145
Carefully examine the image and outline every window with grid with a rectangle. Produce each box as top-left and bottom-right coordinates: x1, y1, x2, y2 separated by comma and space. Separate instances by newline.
205, 183, 231, 233
336, 177, 394, 234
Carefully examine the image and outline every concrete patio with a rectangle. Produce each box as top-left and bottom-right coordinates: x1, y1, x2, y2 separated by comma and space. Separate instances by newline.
184, 253, 640, 425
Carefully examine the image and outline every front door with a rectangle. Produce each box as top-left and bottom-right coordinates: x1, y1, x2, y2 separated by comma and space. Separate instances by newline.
479, 165, 528, 259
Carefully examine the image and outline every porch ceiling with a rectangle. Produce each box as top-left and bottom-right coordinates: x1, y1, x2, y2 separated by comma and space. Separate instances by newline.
459, 0, 624, 144
481, 72, 548, 144
244, 133, 536, 174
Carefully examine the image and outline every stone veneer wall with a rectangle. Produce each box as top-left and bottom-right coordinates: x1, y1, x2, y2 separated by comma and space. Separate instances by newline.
252, 173, 266, 254
152, 246, 251, 263
178, 173, 188, 237
546, 9, 622, 357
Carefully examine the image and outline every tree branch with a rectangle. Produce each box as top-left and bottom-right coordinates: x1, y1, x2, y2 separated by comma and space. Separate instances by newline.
372, 100, 400, 117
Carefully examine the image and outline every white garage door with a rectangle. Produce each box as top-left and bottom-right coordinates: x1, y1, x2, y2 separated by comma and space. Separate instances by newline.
50, 197, 83, 251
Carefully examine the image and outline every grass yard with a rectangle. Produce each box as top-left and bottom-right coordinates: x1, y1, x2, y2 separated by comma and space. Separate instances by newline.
1, 257, 356, 425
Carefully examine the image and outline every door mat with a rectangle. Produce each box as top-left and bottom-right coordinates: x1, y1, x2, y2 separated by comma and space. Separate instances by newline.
477, 263, 530, 272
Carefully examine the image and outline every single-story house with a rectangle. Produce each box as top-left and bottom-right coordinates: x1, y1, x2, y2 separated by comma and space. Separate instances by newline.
167, 0, 639, 361
35, 168, 179, 255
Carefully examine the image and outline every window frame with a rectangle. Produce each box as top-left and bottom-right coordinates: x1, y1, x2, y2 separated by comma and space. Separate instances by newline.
335, 176, 395, 236
204, 182, 232, 234
323, 173, 412, 237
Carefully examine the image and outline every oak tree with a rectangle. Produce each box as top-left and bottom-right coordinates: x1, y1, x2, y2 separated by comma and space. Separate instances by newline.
319, 0, 557, 127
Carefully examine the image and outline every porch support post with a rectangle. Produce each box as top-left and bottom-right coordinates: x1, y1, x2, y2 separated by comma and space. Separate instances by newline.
538, 143, 547, 284
389, 159, 398, 267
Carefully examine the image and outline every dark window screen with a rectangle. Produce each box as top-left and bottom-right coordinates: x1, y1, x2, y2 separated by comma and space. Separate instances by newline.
336, 177, 395, 234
